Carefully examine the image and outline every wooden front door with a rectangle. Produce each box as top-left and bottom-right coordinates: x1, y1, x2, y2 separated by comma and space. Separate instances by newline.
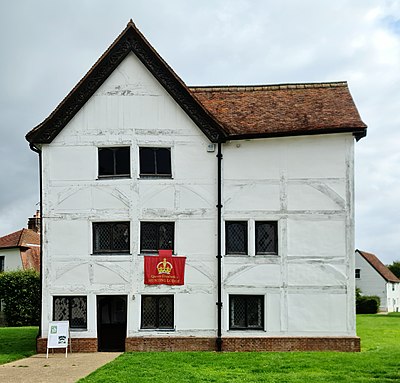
97, 295, 127, 352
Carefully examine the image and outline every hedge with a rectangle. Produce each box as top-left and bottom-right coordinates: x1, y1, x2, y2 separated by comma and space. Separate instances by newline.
0, 269, 40, 326
356, 288, 380, 314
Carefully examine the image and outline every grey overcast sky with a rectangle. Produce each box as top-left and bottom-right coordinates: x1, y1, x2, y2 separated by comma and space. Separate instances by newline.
0, 0, 399, 264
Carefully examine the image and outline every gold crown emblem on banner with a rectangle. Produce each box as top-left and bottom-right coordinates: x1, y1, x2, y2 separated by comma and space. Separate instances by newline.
157, 258, 173, 274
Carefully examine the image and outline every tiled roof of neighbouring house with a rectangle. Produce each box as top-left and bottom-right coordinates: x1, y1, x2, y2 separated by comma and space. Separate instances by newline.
356, 249, 400, 283
190, 83, 367, 140
26, 20, 367, 145
0, 228, 40, 249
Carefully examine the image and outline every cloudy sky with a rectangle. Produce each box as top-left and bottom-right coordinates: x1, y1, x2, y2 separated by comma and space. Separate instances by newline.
1, 0, 399, 264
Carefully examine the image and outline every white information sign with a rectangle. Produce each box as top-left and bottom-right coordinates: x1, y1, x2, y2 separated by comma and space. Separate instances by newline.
46, 321, 71, 358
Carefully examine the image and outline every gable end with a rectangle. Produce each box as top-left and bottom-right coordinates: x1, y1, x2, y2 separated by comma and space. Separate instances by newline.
26, 21, 226, 145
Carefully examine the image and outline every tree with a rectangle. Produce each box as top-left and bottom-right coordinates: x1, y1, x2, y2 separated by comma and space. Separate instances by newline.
388, 261, 400, 279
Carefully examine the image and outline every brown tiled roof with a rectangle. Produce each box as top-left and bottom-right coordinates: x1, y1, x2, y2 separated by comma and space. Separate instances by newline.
190, 83, 367, 140
26, 21, 367, 146
0, 228, 40, 249
356, 250, 400, 283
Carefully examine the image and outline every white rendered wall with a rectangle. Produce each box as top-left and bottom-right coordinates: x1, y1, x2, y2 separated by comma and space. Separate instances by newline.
39, 51, 356, 339
40, 52, 217, 338
0, 248, 22, 271
222, 134, 355, 336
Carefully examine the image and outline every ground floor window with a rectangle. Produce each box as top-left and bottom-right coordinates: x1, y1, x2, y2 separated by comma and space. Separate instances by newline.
53, 296, 87, 330
141, 295, 174, 329
229, 295, 264, 330
0, 256, 4, 272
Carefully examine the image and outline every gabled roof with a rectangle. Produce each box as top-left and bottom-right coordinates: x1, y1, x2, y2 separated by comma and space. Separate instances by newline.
190, 83, 367, 140
26, 20, 227, 144
356, 249, 400, 283
26, 21, 367, 145
0, 228, 40, 249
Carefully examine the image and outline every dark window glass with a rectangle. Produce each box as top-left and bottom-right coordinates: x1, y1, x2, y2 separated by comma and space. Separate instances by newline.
139, 147, 171, 177
255, 221, 278, 255
226, 221, 248, 255
0, 256, 4, 272
229, 295, 264, 330
93, 222, 130, 254
98, 147, 130, 177
140, 222, 174, 253
53, 296, 87, 329
355, 269, 360, 279
141, 295, 174, 329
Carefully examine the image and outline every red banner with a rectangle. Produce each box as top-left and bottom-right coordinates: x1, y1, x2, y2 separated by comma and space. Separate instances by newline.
144, 256, 186, 285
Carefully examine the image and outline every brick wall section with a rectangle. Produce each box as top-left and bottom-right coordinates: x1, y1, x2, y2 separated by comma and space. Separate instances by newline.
37, 338, 98, 353
222, 337, 360, 352
126, 337, 216, 351
37, 336, 359, 353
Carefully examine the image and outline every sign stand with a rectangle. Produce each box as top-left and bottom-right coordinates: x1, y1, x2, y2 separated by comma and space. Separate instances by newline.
46, 321, 71, 358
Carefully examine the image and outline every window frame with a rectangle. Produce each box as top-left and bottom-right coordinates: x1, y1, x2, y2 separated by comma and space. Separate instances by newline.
98, 146, 131, 179
140, 295, 174, 330
229, 294, 264, 331
139, 147, 172, 178
355, 269, 361, 279
53, 296, 88, 330
140, 221, 175, 254
92, 221, 130, 254
225, 221, 248, 255
255, 221, 278, 255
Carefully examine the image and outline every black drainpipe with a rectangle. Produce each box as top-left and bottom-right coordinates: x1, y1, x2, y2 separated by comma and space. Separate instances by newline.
30, 143, 43, 347
216, 142, 223, 351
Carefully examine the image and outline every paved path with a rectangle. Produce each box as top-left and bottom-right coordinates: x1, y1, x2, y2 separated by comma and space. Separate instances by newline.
0, 352, 121, 383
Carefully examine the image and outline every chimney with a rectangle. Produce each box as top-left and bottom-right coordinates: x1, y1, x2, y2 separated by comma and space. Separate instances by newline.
28, 210, 41, 233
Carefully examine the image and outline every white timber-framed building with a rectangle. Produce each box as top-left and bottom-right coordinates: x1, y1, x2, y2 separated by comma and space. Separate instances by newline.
27, 21, 367, 352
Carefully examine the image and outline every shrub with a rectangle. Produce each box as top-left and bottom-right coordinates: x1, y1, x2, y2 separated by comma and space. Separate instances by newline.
0, 269, 40, 326
356, 289, 380, 314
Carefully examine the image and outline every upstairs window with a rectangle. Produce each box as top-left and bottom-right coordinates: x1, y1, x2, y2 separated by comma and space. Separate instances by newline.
255, 221, 278, 255
93, 222, 130, 254
140, 222, 174, 254
98, 147, 130, 178
139, 147, 171, 177
355, 269, 360, 279
141, 295, 174, 329
229, 295, 264, 330
226, 221, 248, 255
53, 296, 87, 330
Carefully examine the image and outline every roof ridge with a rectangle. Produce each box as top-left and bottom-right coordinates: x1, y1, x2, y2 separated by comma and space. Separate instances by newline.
189, 81, 348, 92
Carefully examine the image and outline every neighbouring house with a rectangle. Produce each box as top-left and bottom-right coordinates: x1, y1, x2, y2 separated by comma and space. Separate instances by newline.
355, 250, 400, 312
0, 214, 40, 325
26, 20, 367, 353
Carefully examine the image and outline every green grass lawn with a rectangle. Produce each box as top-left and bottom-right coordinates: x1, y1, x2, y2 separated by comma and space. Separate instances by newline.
0, 326, 38, 364
80, 314, 400, 383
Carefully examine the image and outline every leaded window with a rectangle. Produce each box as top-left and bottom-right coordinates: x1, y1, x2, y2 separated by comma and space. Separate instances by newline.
255, 221, 278, 255
225, 221, 248, 255
229, 295, 264, 330
53, 296, 87, 329
141, 295, 174, 329
139, 147, 171, 177
93, 222, 130, 254
98, 147, 130, 178
140, 222, 174, 253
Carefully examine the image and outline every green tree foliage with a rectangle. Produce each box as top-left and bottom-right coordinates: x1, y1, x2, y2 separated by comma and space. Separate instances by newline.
0, 270, 40, 326
388, 261, 400, 279
356, 288, 380, 314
